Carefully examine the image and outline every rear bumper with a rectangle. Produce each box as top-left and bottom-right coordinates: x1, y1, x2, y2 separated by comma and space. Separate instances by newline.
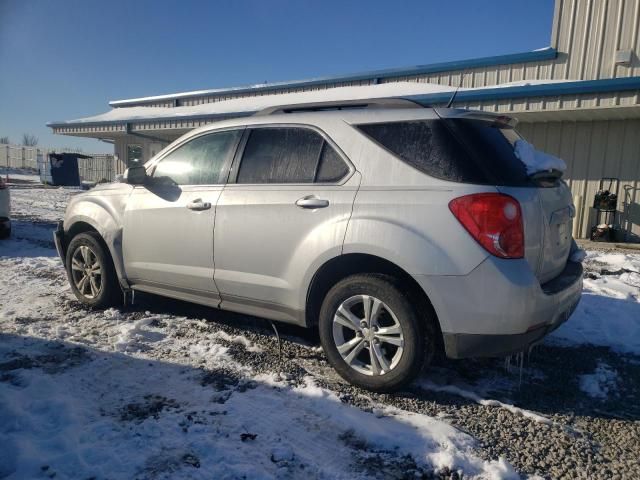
441, 295, 579, 358
53, 221, 66, 263
414, 258, 583, 359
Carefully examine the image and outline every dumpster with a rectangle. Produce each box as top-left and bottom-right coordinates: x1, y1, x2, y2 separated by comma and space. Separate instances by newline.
44, 153, 91, 186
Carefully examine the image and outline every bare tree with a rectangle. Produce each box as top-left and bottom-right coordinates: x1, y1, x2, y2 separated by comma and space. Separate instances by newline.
22, 133, 38, 146
0, 137, 9, 144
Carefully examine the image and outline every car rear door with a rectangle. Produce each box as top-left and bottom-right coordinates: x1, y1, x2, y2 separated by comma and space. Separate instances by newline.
122, 129, 242, 301
213, 125, 358, 322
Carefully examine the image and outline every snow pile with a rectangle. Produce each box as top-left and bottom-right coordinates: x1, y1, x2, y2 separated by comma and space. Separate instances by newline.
513, 140, 567, 175
550, 250, 640, 354
113, 316, 166, 352
589, 252, 640, 273
579, 362, 619, 399
292, 378, 519, 479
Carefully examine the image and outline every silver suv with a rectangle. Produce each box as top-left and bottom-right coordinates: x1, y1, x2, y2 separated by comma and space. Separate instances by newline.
54, 102, 583, 391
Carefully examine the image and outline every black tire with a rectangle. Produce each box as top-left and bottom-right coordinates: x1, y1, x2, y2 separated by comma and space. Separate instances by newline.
65, 232, 122, 308
318, 274, 435, 392
0, 224, 10, 240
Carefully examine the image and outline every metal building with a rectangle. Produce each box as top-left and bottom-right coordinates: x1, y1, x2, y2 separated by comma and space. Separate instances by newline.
49, 0, 640, 240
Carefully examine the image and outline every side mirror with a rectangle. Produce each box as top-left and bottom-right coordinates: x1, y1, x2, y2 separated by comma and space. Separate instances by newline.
123, 166, 147, 185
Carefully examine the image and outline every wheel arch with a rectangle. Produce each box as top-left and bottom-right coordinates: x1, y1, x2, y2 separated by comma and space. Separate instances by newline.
306, 253, 444, 352
66, 220, 100, 241
64, 216, 127, 288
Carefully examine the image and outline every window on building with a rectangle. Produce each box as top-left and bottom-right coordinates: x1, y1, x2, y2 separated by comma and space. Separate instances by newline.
236, 127, 349, 184
152, 130, 241, 185
126, 145, 143, 167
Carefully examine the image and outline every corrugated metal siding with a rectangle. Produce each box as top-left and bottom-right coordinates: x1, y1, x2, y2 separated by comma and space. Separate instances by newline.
518, 119, 640, 240
553, 0, 640, 80
174, 80, 376, 107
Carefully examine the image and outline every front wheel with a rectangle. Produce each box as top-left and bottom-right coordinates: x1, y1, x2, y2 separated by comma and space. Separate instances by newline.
66, 232, 122, 308
319, 274, 432, 392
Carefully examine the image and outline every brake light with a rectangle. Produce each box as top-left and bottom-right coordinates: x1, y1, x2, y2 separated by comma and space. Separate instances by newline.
449, 193, 524, 259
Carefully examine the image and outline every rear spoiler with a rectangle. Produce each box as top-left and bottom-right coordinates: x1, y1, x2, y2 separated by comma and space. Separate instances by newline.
434, 108, 518, 128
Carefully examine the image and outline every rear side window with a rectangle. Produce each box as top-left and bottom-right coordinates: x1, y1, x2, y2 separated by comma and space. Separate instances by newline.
356, 119, 531, 187
237, 127, 349, 184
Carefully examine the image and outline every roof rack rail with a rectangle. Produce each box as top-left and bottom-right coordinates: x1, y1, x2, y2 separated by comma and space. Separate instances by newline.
255, 98, 424, 116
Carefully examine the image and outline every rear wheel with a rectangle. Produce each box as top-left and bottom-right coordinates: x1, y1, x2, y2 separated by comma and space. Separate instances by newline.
66, 232, 121, 308
319, 274, 433, 392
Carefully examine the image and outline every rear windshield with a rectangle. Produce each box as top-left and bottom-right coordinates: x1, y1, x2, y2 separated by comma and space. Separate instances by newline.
356, 119, 533, 187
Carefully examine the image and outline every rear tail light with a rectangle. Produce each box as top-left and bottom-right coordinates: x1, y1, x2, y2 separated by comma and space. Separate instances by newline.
449, 193, 524, 259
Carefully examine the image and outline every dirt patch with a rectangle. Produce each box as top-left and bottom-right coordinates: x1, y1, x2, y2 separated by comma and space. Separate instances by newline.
120, 395, 181, 422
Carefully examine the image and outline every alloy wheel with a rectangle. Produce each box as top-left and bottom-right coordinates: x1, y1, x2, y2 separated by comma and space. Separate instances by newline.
70, 245, 103, 299
332, 294, 404, 376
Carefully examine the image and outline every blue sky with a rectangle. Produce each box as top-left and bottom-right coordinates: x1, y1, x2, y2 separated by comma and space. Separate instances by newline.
0, 0, 554, 153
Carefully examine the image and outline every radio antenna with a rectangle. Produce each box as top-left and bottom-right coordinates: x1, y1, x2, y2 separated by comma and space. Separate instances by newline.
446, 70, 467, 108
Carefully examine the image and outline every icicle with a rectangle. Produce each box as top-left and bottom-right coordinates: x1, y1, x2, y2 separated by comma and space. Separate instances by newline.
268, 320, 282, 361
518, 351, 524, 389
504, 354, 513, 374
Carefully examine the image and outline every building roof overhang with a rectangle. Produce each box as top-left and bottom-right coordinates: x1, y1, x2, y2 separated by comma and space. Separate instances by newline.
48, 76, 640, 137
107, 48, 558, 108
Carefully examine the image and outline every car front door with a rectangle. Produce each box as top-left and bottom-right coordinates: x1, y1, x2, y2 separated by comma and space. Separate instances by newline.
214, 126, 359, 322
122, 129, 242, 303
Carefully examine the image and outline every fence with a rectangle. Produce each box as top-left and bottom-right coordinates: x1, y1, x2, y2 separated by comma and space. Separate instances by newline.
0, 144, 43, 170
1, 143, 115, 183
77, 154, 115, 182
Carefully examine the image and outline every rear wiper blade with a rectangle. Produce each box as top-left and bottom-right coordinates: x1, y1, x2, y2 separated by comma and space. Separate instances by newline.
529, 169, 563, 186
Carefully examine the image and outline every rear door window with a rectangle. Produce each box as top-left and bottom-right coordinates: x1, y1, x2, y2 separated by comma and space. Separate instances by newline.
356, 119, 531, 187
236, 127, 349, 184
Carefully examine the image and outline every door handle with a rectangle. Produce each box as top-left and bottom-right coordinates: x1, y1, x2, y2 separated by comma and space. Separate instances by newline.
186, 199, 212, 211
295, 196, 329, 209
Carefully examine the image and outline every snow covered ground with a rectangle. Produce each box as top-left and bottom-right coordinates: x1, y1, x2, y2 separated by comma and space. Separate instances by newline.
549, 251, 640, 355
1, 178, 639, 480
